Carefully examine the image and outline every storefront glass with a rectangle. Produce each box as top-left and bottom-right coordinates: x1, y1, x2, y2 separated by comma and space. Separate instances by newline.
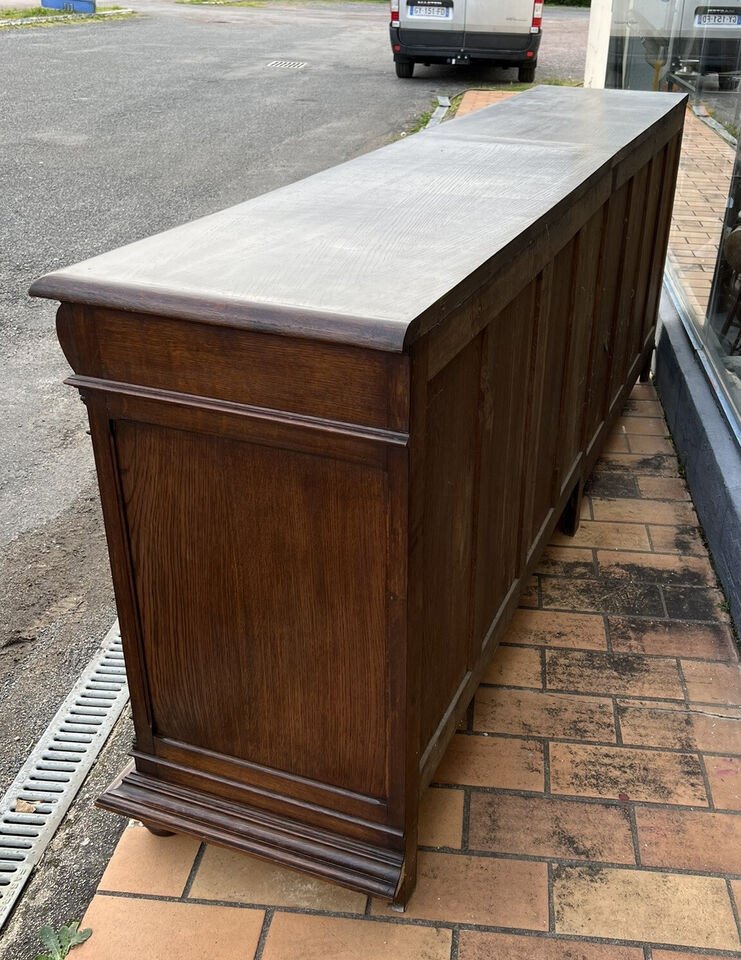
604, 0, 741, 433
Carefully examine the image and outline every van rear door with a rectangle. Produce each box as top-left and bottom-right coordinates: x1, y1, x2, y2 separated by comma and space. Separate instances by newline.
398, 0, 465, 51
463, 0, 533, 44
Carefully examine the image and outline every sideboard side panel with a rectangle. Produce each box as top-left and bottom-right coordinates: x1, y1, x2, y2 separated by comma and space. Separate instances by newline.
113, 418, 390, 801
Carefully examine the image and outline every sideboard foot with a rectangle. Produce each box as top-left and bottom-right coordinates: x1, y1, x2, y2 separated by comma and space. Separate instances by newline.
390, 855, 416, 911
143, 823, 177, 837
558, 480, 583, 538
639, 350, 654, 383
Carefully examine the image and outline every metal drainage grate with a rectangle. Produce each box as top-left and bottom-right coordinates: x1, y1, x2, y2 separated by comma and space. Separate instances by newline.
0, 621, 129, 931
267, 60, 307, 70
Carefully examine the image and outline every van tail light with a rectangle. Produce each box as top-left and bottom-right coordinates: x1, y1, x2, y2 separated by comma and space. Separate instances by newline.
391, 0, 399, 23
531, 1, 542, 30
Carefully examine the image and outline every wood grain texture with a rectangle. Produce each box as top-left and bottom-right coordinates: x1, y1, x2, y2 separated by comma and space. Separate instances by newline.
59, 307, 401, 431
412, 116, 686, 780
472, 283, 536, 644
34, 88, 686, 352
115, 421, 389, 798
420, 334, 482, 749
43, 89, 686, 906
99, 763, 404, 900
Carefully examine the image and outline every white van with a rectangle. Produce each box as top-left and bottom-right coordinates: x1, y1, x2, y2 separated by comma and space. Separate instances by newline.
389, 0, 542, 79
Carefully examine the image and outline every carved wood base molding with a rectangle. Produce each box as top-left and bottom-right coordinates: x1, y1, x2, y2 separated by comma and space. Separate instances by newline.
97, 763, 405, 901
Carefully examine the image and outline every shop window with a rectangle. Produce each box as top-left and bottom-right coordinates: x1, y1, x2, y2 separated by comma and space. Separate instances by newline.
603, 0, 741, 432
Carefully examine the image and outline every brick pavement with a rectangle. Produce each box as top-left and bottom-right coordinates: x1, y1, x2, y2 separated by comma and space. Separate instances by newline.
71, 381, 741, 959
667, 110, 735, 320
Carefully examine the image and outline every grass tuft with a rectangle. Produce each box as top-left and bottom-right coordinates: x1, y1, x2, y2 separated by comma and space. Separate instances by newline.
177, 0, 387, 5
0, 2, 121, 14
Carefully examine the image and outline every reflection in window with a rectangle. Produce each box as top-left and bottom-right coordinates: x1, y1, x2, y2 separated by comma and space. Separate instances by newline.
603, 0, 741, 430
706, 147, 741, 411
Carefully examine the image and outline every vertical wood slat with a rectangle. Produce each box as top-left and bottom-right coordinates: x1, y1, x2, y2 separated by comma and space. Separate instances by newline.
630, 152, 664, 362
518, 263, 554, 570
472, 282, 537, 645
557, 211, 604, 494
420, 334, 483, 750
585, 179, 631, 456
607, 165, 648, 414
417, 128, 684, 774
644, 133, 683, 343
530, 241, 581, 544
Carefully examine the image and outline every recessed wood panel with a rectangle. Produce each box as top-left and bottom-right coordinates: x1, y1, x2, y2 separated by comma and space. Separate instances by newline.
473, 283, 537, 643
114, 420, 389, 799
525, 242, 578, 549
629, 153, 663, 363
584, 182, 630, 452
556, 210, 604, 489
607, 165, 648, 413
420, 336, 482, 749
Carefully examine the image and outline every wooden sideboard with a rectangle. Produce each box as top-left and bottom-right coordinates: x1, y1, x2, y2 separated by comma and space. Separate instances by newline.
31, 86, 686, 907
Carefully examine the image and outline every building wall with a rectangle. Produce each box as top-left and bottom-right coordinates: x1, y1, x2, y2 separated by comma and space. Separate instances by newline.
655, 293, 741, 633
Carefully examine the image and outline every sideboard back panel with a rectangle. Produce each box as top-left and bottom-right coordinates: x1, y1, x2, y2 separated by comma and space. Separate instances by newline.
416, 126, 683, 774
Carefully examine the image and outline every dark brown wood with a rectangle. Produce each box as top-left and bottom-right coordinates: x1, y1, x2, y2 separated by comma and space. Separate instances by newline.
32, 87, 686, 908
143, 823, 176, 838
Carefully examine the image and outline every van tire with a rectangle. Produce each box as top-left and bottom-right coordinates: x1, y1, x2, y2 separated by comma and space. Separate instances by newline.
396, 61, 415, 79
518, 65, 535, 83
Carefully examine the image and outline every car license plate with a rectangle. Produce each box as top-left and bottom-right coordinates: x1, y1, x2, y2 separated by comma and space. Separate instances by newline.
410, 5, 452, 17
695, 12, 741, 25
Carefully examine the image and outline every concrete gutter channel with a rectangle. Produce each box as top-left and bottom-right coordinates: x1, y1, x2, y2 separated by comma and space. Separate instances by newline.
0, 624, 130, 959
0, 624, 128, 930
0, 710, 133, 960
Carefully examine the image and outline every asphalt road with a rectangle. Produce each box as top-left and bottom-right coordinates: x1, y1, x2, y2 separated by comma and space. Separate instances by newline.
0, 4, 588, 956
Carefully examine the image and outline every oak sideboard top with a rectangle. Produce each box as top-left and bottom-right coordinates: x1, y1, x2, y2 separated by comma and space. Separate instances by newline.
30, 86, 686, 353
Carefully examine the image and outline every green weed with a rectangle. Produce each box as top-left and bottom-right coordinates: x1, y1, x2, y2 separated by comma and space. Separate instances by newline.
0, 6, 132, 26
0, 3, 120, 14
177, 0, 387, 5
33, 922, 92, 960
0, 6, 57, 16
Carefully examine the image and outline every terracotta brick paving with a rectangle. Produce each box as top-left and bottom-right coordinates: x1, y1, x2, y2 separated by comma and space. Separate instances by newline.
667, 109, 735, 321
72, 389, 741, 959
454, 89, 515, 117
70, 94, 741, 959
